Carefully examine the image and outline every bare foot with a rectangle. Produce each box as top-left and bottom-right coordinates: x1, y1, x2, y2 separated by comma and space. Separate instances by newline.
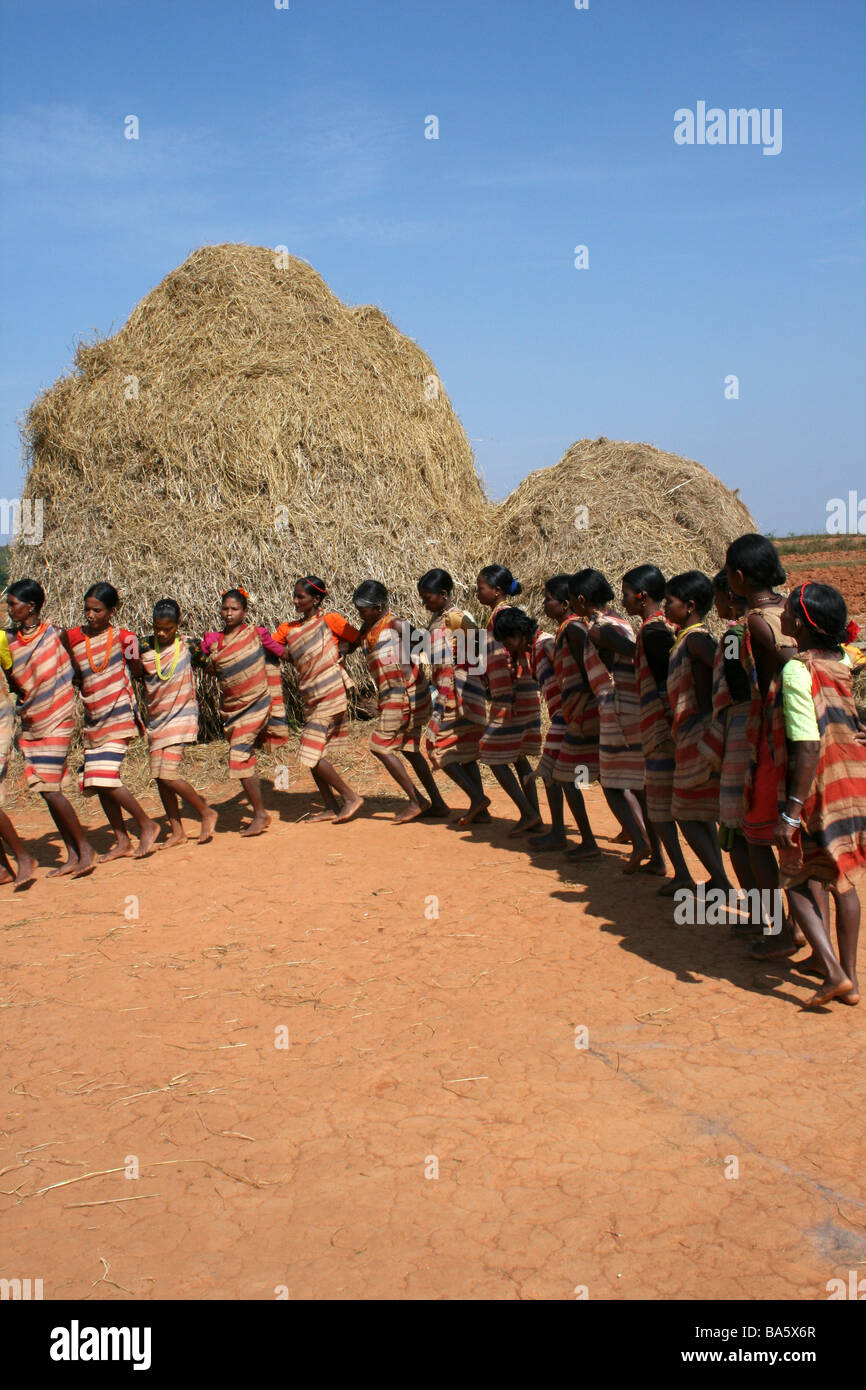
98, 838, 135, 864
749, 932, 802, 961
508, 814, 543, 838
240, 813, 270, 838
622, 842, 652, 874
198, 808, 218, 844
419, 804, 450, 819
13, 853, 38, 890
529, 831, 568, 851
457, 797, 491, 827
71, 844, 97, 878
565, 842, 601, 861
839, 988, 860, 1006
334, 795, 364, 824
639, 858, 668, 877
160, 826, 188, 850
395, 801, 427, 824
804, 974, 854, 1008
657, 876, 696, 897
611, 829, 630, 844
134, 818, 160, 858
307, 809, 337, 823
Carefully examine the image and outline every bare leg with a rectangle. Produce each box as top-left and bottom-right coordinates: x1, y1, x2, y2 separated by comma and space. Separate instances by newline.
97, 785, 159, 858
42, 791, 96, 877
833, 884, 860, 1004
653, 819, 695, 896
371, 750, 427, 823
239, 774, 270, 836
0, 810, 37, 887
158, 777, 217, 845
678, 819, 732, 893
403, 750, 449, 816
747, 842, 802, 958
489, 763, 542, 835
314, 758, 363, 824
787, 882, 853, 1006
563, 783, 601, 859
604, 787, 651, 871
530, 782, 568, 850
635, 788, 665, 874
448, 761, 490, 825
515, 758, 540, 816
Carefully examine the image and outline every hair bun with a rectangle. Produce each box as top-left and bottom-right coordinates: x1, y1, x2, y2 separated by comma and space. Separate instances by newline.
510, 578, 522, 595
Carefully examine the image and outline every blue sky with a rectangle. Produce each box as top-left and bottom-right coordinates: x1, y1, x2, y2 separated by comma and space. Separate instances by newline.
1, 0, 863, 538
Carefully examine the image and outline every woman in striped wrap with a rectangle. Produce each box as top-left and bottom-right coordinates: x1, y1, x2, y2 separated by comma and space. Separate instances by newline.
199, 588, 289, 838
772, 583, 866, 1008
417, 568, 489, 826
725, 534, 801, 960
129, 599, 217, 847
622, 565, 693, 895
476, 565, 543, 835
664, 571, 732, 894
352, 580, 445, 824
0, 628, 38, 887
5, 579, 94, 877
272, 576, 364, 824
570, 569, 660, 873
64, 583, 159, 861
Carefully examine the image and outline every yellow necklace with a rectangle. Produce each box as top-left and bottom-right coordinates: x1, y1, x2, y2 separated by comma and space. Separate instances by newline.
672, 622, 703, 649
154, 637, 181, 682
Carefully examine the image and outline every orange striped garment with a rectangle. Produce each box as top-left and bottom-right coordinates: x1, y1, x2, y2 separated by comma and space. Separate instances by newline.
424, 607, 486, 768
209, 625, 289, 777
771, 650, 866, 887
10, 622, 76, 792
478, 604, 542, 766
527, 629, 564, 783
278, 613, 349, 768
583, 613, 644, 790
66, 625, 143, 789
550, 616, 599, 786
0, 670, 13, 805
667, 624, 720, 822
139, 636, 199, 778
633, 612, 676, 822
364, 615, 432, 754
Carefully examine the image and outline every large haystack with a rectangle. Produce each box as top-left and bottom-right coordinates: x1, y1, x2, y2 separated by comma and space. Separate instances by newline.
17, 244, 489, 716
486, 437, 755, 611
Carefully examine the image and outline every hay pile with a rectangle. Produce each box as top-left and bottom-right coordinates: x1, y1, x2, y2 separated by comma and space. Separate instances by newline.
15, 243, 489, 723
485, 437, 756, 612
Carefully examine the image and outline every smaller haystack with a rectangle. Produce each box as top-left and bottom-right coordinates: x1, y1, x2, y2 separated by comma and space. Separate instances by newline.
486, 437, 755, 611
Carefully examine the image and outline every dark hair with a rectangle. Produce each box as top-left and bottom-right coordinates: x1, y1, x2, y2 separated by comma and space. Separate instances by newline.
725, 533, 786, 588
568, 568, 614, 606
666, 570, 714, 616
712, 569, 729, 593
621, 564, 666, 602
417, 568, 454, 596
296, 575, 328, 600
153, 598, 181, 623
492, 607, 538, 644
479, 564, 522, 597
789, 582, 848, 649
221, 587, 248, 609
85, 582, 119, 610
543, 573, 571, 605
7, 577, 45, 611
352, 580, 388, 609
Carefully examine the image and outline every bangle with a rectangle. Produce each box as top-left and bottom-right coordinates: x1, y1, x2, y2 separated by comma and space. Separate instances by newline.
787, 795, 803, 804
780, 811, 800, 827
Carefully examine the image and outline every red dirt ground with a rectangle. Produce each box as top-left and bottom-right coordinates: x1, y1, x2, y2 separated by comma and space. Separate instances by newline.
2, 762, 864, 1301
783, 551, 866, 626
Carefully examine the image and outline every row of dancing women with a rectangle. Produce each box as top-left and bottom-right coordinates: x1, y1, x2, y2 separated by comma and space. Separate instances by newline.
1, 533, 864, 1006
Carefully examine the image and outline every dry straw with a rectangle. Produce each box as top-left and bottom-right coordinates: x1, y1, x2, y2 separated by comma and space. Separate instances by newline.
13, 243, 761, 727
16, 243, 488, 724
486, 436, 756, 614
